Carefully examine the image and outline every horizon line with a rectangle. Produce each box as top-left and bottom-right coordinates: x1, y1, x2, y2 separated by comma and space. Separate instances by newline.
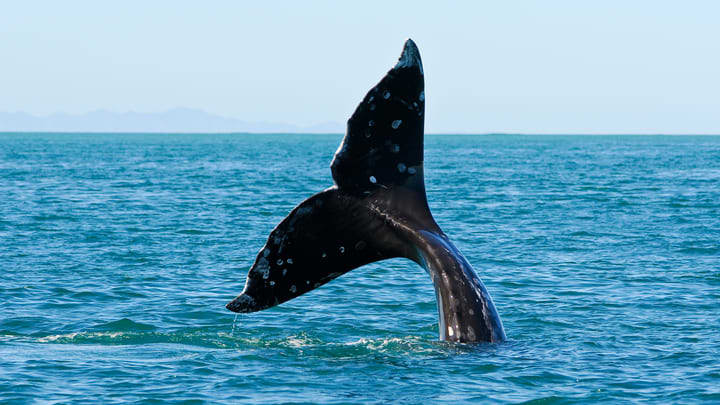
2, 131, 719, 136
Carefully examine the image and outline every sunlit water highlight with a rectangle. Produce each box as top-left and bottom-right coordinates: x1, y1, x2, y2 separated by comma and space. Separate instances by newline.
1, 133, 719, 403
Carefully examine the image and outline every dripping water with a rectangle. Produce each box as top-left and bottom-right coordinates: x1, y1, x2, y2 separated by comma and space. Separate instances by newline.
231, 314, 239, 336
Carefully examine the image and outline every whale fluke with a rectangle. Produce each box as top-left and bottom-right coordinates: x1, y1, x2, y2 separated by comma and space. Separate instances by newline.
227, 39, 506, 343
331, 38, 425, 197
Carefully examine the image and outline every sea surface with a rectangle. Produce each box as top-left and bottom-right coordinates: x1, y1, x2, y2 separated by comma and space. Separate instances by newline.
1, 133, 719, 403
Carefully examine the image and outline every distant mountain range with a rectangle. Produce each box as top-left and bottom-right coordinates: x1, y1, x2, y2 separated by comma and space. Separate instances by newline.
0, 108, 344, 133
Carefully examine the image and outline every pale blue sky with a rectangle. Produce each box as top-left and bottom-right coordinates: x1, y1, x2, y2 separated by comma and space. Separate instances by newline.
1, 1, 718, 133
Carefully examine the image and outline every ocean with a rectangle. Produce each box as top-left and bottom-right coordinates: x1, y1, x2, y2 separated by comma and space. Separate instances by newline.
1, 133, 718, 403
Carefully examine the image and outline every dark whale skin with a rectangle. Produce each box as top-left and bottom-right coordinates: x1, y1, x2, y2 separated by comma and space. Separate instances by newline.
227, 39, 505, 343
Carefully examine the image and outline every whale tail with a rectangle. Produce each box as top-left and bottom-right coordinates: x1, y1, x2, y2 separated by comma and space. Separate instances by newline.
226, 38, 430, 313
227, 39, 505, 343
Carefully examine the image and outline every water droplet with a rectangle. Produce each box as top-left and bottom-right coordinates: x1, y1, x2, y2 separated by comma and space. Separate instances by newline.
408, 167, 416, 174
263, 249, 270, 257
369, 176, 377, 184
397, 163, 406, 173
392, 144, 400, 153
383, 90, 391, 99
369, 104, 376, 111
290, 285, 296, 293
321, 253, 327, 258
392, 120, 402, 129
419, 91, 424, 101
287, 258, 293, 264
269, 281, 275, 286
282, 269, 287, 276
276, 259, 283, 266
339, 246, 345, 253
368, 120, 375, 127
231, 314, 239, 336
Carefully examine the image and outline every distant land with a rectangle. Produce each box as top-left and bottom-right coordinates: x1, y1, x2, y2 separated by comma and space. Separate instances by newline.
0, 108, 345, 133
2, 109, 718, 136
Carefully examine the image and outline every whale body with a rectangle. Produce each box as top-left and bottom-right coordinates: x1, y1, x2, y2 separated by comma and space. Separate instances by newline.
227, 39, 506, 343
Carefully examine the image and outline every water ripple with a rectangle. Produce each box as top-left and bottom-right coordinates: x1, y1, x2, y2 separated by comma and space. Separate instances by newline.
1, 133, 719, 403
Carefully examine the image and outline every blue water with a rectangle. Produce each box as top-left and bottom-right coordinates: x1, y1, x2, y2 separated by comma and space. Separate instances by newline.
1, 133, 719, 403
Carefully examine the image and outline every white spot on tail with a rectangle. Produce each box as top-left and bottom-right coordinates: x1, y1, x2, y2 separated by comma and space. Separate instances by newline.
255, 257, 270, 280
467, 327, 476, 341
448, 326, 454, 337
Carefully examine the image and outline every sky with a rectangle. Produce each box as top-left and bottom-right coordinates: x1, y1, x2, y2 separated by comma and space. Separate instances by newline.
1, 1, 719, 134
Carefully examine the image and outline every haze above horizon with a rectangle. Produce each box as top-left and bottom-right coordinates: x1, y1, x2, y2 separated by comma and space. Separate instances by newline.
1, 1, 718, 134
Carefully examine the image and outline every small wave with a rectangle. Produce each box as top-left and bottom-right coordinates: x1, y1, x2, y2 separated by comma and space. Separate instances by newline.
90, 318, 157, 332
518, 395, 571, 404
31, 214, 77, 222
38, 332, 95, 343
343, 336, 426, 351
21, 327, 447, 357
0, 330, 23, 338
676, 246, 719, 255
176, 229, 213, 235
281, 333, 323, 348
32, 330, 228, 348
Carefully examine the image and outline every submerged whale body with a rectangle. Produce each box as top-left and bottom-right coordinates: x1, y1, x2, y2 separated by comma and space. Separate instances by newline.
227, 39, 505, 343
